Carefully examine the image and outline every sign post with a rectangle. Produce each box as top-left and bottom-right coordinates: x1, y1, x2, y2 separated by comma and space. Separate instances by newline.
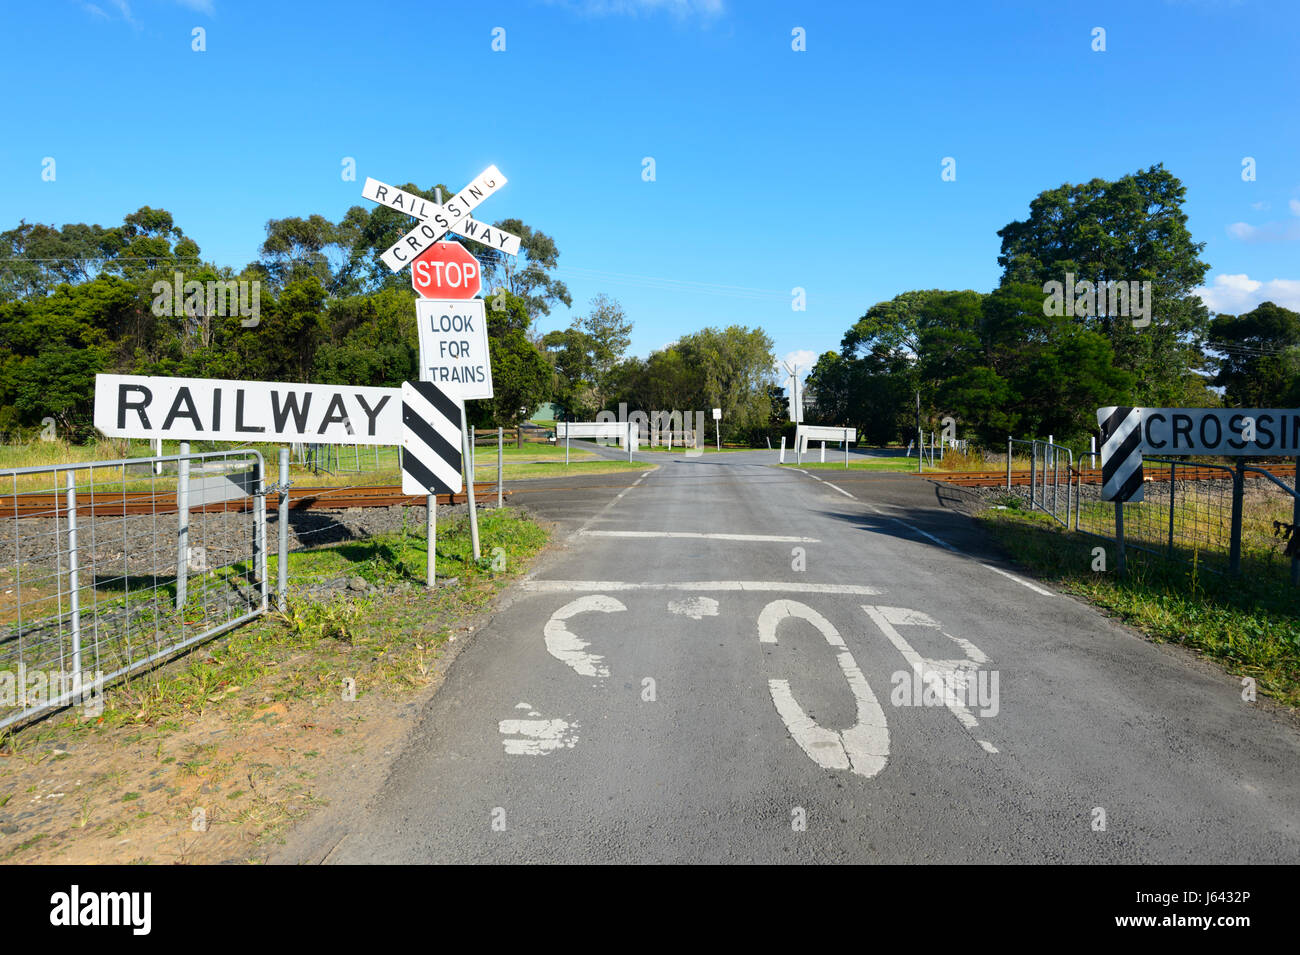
712, 407, 721, 452
361, 172, 520, 574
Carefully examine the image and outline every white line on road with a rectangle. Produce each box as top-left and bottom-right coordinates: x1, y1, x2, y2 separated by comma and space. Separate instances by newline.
543, 594, 626, 678
522, 579, 884, 595
580, 530, 821, 542
789, 468, 1054, 597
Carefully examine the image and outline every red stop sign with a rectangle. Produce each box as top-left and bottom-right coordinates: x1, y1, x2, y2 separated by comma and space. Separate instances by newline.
411, 240, 482, 299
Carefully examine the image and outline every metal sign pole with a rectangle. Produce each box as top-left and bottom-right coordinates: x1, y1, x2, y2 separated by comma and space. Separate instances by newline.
1116, 501, 1126, 578
278, 447, 289, 610
176, 441, 190, 611
427, 497, 437, 589
464, 425, 481, 560
497, 427, 504, 508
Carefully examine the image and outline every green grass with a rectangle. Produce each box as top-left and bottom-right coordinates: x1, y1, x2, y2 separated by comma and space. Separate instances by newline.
978, 508, 1300, 707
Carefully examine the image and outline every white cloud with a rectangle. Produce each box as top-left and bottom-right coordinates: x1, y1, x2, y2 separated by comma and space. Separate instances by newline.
1251, 201, 1269, 211
107, 0, 136, 25
1195, 273, 1300, 313
777, 349, 819, 378
1290, 199, 1300, 216
1226, 219, 1300, 242
81, 3, 109, 17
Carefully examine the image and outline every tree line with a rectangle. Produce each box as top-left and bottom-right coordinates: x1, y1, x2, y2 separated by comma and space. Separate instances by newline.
806, 164, 1300, 450
0, 190, 781, 445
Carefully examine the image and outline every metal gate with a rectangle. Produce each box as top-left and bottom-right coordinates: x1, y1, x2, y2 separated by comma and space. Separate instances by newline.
0, 448, 268, 730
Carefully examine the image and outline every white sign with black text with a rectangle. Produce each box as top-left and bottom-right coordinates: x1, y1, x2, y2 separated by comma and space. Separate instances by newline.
1138, 408, 1300, 456
416, 299, 493, 400
93, 374, 401, 445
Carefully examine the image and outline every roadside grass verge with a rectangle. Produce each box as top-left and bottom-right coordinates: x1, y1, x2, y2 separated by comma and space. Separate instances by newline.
978, 508, 1300, 707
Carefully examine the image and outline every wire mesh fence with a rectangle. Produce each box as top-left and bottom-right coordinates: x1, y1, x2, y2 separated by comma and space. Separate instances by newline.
0, 449, 268, 730
1074, 457, 1300, 582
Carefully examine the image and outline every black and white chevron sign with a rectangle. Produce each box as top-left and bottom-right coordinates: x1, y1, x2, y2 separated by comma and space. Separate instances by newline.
401, 381, 464, 496
1097, 405, 1144, 503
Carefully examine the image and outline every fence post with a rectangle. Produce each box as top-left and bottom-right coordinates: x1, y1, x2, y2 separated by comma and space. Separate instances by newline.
1167, 462, 1177, 558
779, 435, 785, 464
1029, 441, 1036, 510
66, 472, 82, 691
1006, 437, 1012, 490
497, 427, 504, 508
1229, 459, 1245, 575
176, 441, 190, 611
278, 447, 289, 612
917, 431, 923, 473
253, 452, 266, 600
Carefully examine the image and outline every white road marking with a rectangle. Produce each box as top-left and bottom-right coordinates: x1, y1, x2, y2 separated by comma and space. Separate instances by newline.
498, 707, 580, 756
667, 596, 720, 619
788, 468, 1053, 597
976, 562, 1054, 596
523, 579, 883, 595
863, 604, 996, 754
759, 599, 889, 778
543, 594, 626, 679
570, 468, 654, 540
581, 530, 820, 542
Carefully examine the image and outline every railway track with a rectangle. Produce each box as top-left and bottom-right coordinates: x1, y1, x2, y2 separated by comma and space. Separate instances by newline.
0, 482, 508, 518
926, 463, 1298, 488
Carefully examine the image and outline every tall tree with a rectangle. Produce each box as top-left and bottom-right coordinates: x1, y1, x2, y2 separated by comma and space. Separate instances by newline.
1209, 301, 1300, 407
996, 164, 1210, 405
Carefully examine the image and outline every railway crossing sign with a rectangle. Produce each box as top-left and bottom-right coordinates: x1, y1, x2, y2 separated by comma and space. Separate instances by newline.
416, 299, 493, 399
401, 381, 464, 496
1098, 406, 1144, 503
412, 241, 482, 300
362, 167, 520, 271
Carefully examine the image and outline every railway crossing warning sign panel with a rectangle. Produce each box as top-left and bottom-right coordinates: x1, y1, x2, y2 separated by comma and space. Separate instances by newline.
1098, 405, 1144, 503
401, 380, 464, 496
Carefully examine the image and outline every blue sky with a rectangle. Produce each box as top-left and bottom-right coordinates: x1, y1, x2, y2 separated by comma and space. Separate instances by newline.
2, 0, 1298, 381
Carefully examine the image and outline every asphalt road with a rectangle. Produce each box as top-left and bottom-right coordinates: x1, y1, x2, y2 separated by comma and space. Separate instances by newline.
294, 445, 1300, 863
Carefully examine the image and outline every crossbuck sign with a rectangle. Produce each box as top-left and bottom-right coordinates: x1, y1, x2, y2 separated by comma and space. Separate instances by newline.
362, 168, 522, 271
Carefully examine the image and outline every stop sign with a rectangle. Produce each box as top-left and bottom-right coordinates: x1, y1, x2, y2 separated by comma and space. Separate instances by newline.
411, 241, 481, 300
